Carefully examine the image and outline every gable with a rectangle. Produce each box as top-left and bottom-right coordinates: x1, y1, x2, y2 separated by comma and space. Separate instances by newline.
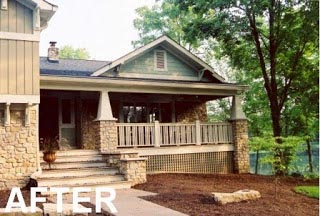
102, 46, 206, 81
93, 35, 225, 83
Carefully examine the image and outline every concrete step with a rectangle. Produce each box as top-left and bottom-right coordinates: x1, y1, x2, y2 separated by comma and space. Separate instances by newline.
40, 154, 104, 163
39, 150, 100, 157
41, 161, 107, 170
41, 181, 132, 195
38, 174, 125, 187
40, 167, 119, 178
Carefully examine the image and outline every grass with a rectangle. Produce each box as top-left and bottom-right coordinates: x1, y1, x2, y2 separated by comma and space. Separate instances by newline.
294, 186, 319, 199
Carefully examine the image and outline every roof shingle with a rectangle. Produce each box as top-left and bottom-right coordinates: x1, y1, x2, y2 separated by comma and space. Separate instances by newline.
40, 57, 110, 77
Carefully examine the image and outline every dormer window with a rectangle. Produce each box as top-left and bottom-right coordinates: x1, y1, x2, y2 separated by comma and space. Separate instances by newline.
154, 50, 167, 71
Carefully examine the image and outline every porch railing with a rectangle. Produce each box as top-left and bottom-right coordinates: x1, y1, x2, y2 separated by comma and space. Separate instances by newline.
117, 121, 233, 148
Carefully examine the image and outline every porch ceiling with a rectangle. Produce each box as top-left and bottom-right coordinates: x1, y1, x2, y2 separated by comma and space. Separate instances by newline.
40, 75, 248, 97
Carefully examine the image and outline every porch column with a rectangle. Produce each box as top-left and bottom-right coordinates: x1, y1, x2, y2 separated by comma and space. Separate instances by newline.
95, 90, 118, 153
230, 95, 250, 174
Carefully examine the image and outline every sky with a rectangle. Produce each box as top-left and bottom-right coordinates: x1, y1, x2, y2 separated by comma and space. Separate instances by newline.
40, 0, 155, 61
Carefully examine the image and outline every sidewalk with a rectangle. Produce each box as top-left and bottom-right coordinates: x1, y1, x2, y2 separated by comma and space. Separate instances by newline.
46, 188, 188, 216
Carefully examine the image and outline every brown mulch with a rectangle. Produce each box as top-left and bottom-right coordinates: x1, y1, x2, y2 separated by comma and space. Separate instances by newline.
133, 173, 319, 216
0, 190, 33, 208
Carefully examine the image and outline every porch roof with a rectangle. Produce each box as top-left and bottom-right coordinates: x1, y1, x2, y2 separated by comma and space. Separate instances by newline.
40, 75, 248, 96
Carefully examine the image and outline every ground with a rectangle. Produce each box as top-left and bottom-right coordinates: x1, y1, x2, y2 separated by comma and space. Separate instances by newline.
134, 174, 319, 216
0, 174, 318, 216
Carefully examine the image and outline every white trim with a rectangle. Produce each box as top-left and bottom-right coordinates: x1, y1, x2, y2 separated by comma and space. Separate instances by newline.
91, 35, 225, 82
95, 90, 117, 121
230, 95, 246, 120
25, 103, 31, 126
40, 76, 247, 96
33, 7, 41, 30
154, 50, 167, 71
117, 72, 199, 81
119, 144, 234, 156
4, 103, 10, 126
0, 95, 40, 104
1, 0, 8, 10
16, 0, 57, 11
0, 32, 40, 42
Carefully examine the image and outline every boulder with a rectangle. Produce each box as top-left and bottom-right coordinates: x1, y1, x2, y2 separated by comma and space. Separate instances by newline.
212, 189, 261, 205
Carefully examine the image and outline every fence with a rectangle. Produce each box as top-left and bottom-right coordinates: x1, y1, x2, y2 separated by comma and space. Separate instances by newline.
117, 121, 233, 148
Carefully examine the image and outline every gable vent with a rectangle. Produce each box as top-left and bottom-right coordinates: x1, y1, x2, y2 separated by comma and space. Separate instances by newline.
154, 50, 167, 71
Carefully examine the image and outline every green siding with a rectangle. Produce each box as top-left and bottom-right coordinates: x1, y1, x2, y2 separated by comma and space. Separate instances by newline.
117, 47, 199, 81
0, 0, 33, 34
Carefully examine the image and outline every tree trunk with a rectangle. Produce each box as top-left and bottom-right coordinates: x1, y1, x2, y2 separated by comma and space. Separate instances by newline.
306, 139, 313, 173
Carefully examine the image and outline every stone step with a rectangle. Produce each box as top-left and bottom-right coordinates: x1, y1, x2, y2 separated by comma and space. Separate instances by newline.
39, 150, 100, 157
41, 181, 132, 195
38, 174, 125, 187
40, 167, 119, 178
41, 161, 107, 170
40, 154, 104, 163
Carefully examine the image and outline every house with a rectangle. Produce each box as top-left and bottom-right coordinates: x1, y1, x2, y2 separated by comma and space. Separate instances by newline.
0, 0, 250, 190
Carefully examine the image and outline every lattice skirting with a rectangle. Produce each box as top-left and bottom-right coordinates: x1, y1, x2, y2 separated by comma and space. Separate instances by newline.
144, 151, 234, 174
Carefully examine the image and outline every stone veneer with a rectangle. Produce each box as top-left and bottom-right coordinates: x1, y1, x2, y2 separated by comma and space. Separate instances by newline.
96, 120, 118, 153
0, 105, 38, 190
119, 157, 147, 186
176, 101, 208, 123
231, 119, 250, 173
80, 100, 99, 150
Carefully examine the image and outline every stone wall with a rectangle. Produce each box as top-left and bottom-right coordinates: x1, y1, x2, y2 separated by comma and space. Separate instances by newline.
119, 158, 147, 186
231, 119, 250, 173
97, 120, 118, 153
176, 101, 208, 123
80, 100, 99, 150
0, 105, 38, 190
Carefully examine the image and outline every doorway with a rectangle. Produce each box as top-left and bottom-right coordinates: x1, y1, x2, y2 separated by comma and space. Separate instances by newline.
39, 93, 78, 150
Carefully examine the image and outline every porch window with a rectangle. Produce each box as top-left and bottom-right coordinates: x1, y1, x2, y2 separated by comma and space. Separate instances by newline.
121, 103, 172, 123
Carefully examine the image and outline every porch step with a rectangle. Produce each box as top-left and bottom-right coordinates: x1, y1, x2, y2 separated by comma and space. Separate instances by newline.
41, 181, 132, 195
39, 149, 100, 157
41, 161, 107, 170
39, 150, 131, 192
40, 154, 104, 163
38, 174, 125, 187
40, 167, 119, 178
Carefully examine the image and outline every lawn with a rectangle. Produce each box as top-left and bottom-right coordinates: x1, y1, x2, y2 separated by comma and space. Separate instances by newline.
134, 174, 319, 216
294, 186, 319, 199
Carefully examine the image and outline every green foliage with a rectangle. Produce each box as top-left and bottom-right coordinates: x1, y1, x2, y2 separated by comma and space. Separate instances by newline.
39, 136, 60, 152
171, 0, 319, 137
207, 98, 231, 122
294, 186, 319, 199
249, 136, 304, 175
59, 45, 90, 59
133, 0, 319, 145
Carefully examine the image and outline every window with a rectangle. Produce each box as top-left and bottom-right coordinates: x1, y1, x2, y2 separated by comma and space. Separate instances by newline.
121, 103, 172, 123
154, 50, 167, 71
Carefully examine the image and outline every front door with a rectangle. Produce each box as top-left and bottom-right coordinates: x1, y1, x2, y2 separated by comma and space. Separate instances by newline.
59, 98, 76, 149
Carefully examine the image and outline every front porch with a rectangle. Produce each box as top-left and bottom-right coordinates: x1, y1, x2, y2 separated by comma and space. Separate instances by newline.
39, 88, 249, 175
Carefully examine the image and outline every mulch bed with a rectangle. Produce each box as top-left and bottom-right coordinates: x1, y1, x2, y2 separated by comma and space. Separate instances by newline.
133, 173, 319, 216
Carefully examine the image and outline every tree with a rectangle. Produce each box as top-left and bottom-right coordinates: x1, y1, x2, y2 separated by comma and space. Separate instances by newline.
133, 2, 197, 49
172, 0, 319, 138
59, 45, 90, 59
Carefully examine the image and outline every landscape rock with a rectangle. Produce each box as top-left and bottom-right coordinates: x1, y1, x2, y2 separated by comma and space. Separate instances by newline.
212, 189, 261, 205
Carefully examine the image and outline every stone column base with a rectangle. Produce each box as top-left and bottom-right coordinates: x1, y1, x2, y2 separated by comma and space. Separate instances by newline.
231, 119, 250, 174
96, 120, 118, 153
